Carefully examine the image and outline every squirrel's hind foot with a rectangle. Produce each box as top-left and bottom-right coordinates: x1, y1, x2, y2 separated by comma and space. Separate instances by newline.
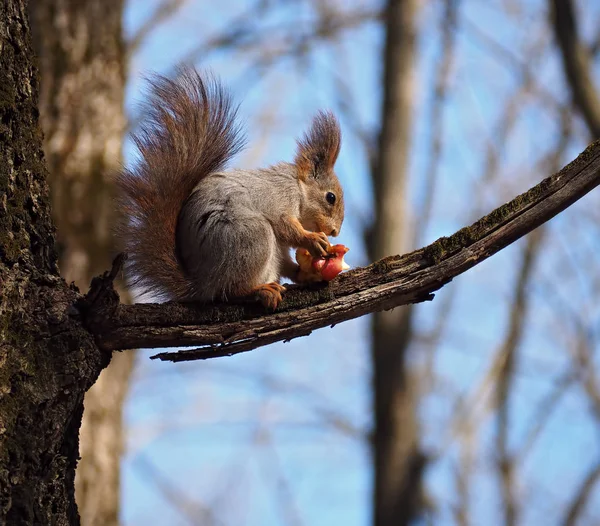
253, 282, 285, 310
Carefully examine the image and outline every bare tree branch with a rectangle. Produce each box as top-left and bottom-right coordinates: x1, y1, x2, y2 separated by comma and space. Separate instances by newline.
81, 141, 600, 361
572, 324, 600, 421
495, 228, 544, 526
132, 453, 224, 526
254, 428, 305, 526
453, 435, 474, 526
181, 6, 381, 71
561, 459, 600, 526
416, 0, 460, 245
551, 0, 600, 138
516, 369, 575, 461
461, 16, 562, 113
127, 0, 187, 57
370, 0, 422, 523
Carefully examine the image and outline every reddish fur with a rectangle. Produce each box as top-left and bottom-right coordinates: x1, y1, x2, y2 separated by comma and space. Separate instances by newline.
114, 66, 245, 300
273, 216, 331, 257
252, 282, 285, 310
294, 111, 341, 181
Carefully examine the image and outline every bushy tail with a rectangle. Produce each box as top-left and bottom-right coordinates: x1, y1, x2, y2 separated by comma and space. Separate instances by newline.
115, 66, 246, 300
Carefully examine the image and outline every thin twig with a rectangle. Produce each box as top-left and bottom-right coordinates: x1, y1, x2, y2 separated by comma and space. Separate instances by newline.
127, 0, 187, 57
415, 0, 460, 246
561, 460, 600, 526
495, 228, 544, 526
132, 453, 225, 526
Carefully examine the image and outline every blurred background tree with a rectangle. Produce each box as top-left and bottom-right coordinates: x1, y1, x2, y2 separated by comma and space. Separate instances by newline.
30, 2, 133, 525
29, 0, 600, 524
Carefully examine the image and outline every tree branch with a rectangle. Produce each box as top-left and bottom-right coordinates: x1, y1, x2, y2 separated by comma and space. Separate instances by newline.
83, 141, 600, 361
562, 459, 600, 526
127, 0, 186, 57
551, 0, 600, 138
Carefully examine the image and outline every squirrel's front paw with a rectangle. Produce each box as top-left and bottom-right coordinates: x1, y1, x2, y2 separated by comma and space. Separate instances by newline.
253, 282, 286, 310
303, 231, 330, 257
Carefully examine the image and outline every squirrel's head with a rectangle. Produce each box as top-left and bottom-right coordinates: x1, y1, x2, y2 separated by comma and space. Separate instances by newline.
295, 111, 344, 237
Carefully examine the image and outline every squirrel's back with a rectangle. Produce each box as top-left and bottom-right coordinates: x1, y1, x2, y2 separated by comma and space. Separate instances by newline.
115, 66, 246, 300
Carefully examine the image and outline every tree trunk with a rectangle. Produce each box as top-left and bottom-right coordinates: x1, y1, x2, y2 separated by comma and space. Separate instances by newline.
29, 2, 134, 525
370, 0, 423, 525
0, 1, 107, 523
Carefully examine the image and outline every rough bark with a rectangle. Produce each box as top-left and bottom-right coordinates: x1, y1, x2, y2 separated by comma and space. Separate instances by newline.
370, 1, 422, 524
0, 1, 107, 523
29, 2, 133, 525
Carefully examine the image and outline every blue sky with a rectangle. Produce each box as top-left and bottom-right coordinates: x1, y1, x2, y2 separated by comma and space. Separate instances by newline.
119, 1, 600, 524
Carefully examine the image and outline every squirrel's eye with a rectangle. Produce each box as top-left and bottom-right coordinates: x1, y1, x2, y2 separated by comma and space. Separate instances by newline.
326, 192, 336, 205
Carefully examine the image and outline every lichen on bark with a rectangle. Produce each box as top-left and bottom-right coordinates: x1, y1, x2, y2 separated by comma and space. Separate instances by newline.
423, 140, 600, 265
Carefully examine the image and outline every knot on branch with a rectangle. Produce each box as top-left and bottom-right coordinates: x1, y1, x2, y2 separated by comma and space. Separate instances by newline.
76, 253, 126, 332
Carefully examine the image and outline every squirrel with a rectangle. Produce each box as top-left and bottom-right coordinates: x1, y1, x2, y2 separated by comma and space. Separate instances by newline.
115, 66, 344, 309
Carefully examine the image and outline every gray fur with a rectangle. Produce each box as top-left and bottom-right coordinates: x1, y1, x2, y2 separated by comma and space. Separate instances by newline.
116, 66, 343, 305
176, 162, 301, 300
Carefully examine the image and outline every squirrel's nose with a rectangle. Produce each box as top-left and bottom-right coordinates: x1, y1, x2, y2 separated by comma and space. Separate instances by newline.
330, 228, 338, 237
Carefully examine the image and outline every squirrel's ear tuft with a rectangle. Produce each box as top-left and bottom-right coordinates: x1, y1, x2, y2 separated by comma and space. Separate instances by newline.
295, 111, 341, 181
